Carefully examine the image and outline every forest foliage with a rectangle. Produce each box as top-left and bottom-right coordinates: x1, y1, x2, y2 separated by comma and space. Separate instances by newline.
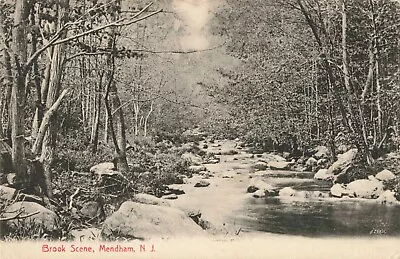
207, 0, 400, 162
0, 0, 399, 204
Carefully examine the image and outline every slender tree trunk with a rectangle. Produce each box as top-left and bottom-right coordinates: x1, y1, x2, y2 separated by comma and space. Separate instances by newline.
104, 19, 129, 172
39, 0, 70, 198
10, 0, 29, 185
32, 89, 69, 155
30, 6, 47, 143
104, 110, 109, 143
297, 0, 351, 134
109, 82, 129, 171
134, 101, 140, 136
144, 101, 153, 137
369, 0, 383, 150
341, 0, 351, 95
90, 73, 103, 153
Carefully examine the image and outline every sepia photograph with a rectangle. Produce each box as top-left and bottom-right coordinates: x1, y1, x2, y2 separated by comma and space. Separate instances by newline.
0, 0, 399, 258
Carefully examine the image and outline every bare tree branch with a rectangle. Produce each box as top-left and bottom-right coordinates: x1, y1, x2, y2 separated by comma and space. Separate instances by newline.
25, 3, 162, 70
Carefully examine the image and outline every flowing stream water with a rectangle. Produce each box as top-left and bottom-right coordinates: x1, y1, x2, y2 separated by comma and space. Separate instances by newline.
230, 170, 400, 237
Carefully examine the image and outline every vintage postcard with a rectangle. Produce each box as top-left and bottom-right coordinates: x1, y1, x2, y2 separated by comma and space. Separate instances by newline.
1, 0, 400, 258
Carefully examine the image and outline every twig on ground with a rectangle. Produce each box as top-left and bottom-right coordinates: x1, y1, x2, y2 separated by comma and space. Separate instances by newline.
0, 210, 40, 222
69, 188, 80, 210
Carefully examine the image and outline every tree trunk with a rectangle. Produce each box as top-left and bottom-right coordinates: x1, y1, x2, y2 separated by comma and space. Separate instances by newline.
144, 101, 153, 137
0, 11, 12, 140
104, 7, 129, 172
109, 81, 129, 172
134, 101, 140, 136
32, 89, 69, 155
0, 48, 12, 141
39, 0, 70, 198
369, 0, 383, 150
30, 6, 48, 143
341, 0, 351, 95
31, 61, 50, 142
10, 0, 29, 186
297, 0, 351, 135
90, 73, 103, 153
103, 110, 109, 143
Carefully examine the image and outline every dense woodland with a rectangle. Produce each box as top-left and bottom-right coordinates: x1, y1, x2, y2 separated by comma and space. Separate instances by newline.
209, 0, 400, 159
0, 0, 399, 240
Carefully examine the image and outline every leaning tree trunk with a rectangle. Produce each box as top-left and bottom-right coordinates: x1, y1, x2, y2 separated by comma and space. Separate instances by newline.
38, 0, 70, 198
32, 59, 52, 142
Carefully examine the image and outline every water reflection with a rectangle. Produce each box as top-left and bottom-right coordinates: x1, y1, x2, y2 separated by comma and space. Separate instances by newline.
232, 172, 400, 237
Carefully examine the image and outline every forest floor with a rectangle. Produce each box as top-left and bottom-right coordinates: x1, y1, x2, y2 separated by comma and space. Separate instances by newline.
2, 139, 400, 259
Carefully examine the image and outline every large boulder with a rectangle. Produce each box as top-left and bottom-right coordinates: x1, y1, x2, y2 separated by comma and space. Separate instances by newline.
377, 190, 398, 204
326, 149, 358, 176
267, 161, 293, 170
346, 178, 384, 199
102, 201, 205, 239
314, 169, 333, 181
3, 202, 58, 232
330, 183, 347, 198
90, 162, 115, 173
375, 169, 396, 181
90, 162, 123, 182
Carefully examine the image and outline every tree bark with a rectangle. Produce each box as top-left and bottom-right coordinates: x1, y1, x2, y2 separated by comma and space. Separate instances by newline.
144, 101, 154, 137
39, 0, 70, 198
90, 73, 103, 153
341, 0, 351, 95
297, 0, 351, 134
30, 5, 47, 143
10, 0, 29, 185
0, 11, 12, 139
32, 89, 69, 155
104, 4, 129, 172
